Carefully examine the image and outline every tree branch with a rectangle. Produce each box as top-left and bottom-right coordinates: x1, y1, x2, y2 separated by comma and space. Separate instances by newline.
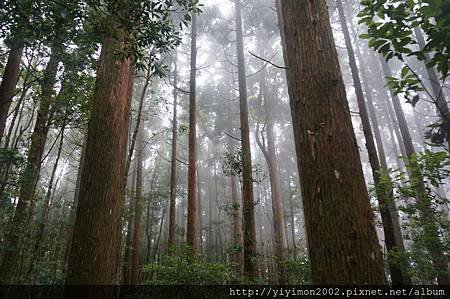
248, 50, 288, 69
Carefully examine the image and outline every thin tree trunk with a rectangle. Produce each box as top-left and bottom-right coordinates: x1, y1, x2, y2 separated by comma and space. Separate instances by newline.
0, 52, 59, 284
145, 160, 159, 264
380, 57, 450, 284
288, 193, 296, 260
234, 0, 258, 277
2, 68, 30, 149
28, 118, 66, 282
168, 56, 178, 249
371, 57, 409, 167
186, 11, 199, 254
337, 0, 410, 285
356, 47, 408, 260
255, 72, 287, 284
64, 134, 87, 268
229, 137, 243, 275
0, 70, 31, 200
413, 28, 450, 147
197, 166, 203, 258
277, 0, 385, 284
65, 31, 134, 284
0, 46, 23, 138
122, 161, 137, 285
130, 127, 144, 285
153, 202, 167, 262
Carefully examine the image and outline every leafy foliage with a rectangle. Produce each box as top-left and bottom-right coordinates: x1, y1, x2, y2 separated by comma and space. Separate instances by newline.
142, 245, 232, 285
359, 0, 450, 76
222, 147, 266, 183
281, 254, 311, 285
84, 0, 202, 69
358, 0, 450, 119
379, 150, 450, 283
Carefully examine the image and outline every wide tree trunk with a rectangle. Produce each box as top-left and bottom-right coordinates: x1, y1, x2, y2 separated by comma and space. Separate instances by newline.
0, 52, 59, 284
337, 0, 410, 285
277, 0, 386, 284
186, 12, 199, 254
234, 0, 258, 277
65, 31, 134, 284
0, 46, 23, 138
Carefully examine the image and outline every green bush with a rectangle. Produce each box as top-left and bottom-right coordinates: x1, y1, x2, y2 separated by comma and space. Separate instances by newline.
142, 245, 232, 285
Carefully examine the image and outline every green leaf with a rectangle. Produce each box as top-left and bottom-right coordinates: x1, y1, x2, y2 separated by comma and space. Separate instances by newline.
359, 33, 371, 39
401, 66, 409, 78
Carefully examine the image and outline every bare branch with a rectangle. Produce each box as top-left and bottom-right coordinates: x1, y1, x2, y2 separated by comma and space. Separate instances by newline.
248, 50, 288, 70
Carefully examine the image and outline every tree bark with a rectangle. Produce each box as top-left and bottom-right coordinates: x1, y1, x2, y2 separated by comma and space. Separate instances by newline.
234, 0, 258, 277
337, 0, 410, 285
0, 52, 59, 284
65, 31, 134, 285
0, 46, 23, 138
278, 0, 386, 284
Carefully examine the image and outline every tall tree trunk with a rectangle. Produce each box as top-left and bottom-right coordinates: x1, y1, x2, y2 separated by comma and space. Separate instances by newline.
413, 28, 450, 147
380, 57, 450, 284
277, 0, 386, 284
0, 69, 31, 200
122, 161, 137, 285
337, 0, 410, 285
168, 56, 178, 249
2, 67, 30, 149
145, 160, 159, 264
234, 0, 258, 277
65, 31, 134, 284
356, 47, 408, 259
131, 126, 144, 285
186, 12, 199, 254
197, 167, 203, 258
64, 134, 87, 268
153, 202, 167, 262
0, 46, 23, 138
28, 119, 66, 282
370, 57, 409, 167
255, 71, 286, 284
229, 137, 243, 275
288, 193, 297, 260
0, 52, 59, 284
